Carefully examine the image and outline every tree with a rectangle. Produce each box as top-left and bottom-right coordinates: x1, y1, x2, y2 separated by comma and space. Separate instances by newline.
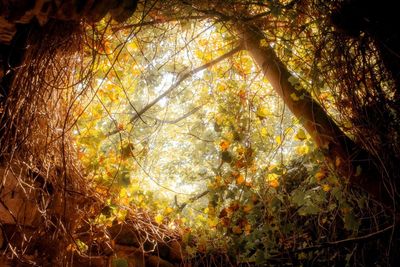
1, 0, 399, 265
170, 0, 397, 207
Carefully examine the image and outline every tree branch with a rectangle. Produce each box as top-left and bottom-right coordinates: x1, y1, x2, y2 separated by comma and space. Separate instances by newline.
107, 44, 243, 137
293, 224, 394, 253
175, 190, 210, 211
144, 105, 203, 124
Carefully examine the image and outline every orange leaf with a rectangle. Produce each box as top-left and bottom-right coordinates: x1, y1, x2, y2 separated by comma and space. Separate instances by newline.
243, 203, 253, 213
315, 171, 326, 182
232, 225, 242, 234
236, 175, 245, 185
219, 140, 230, 151
269, 179, 279, 188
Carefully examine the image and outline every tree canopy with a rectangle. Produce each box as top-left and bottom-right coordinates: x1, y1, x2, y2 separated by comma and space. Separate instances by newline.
1, 0, 399, 266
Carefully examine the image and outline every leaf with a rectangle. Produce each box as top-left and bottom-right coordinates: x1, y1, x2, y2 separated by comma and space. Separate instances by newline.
220, 140, 230, 151
322, 184, 331, 192
243, 203, 253, 213
288, 75, 299, 86
295, 129, 307, 141
344, 213, 360, 232
315, 171, 326, 181
269, 179, 280, 188
207, 217, 218, 227
260, 127, 269, 137
298, 204, 320, 216
232, 225, 242, 234
260, 39, 268, 47
155, 214, 164, 224
275, 136, 282, 145
290, 93, 300, 101
164, 207, 173, 215
265, 172, 280, 188
292, 190, 306, 206
256, 106, 270, 118
295, 145, 309, 155
244, 223, 251, 235
236, 175, 245, 185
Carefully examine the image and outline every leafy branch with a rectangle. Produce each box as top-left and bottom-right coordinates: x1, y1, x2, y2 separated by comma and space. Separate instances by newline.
107, 44, 243, 136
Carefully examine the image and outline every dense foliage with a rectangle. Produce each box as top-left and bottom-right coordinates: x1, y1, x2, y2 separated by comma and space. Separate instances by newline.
65, 1, 400, 265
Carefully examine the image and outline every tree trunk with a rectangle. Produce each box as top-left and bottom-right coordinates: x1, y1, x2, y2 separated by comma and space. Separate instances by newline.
237, 24, 392, 207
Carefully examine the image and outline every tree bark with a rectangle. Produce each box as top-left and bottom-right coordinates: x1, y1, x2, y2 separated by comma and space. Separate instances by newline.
237, 24, 391, 207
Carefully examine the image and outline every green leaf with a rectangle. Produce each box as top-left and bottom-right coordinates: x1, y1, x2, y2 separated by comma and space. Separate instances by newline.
292, 190, 306, 206
344, 213, 360, 232
112, 258, 128, 267
298, 204, 320, 216
255, 249, 266, 265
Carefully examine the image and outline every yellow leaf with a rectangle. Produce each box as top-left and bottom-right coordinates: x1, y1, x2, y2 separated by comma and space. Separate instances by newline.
236, 146, 246, 155
260, 39, 268, 47
290, 93, 300, 101
322, 184, 331, 192
216, 83, 225, 92
267, 173, 280, 188
295, 129, 307, 141
275, 136, 282, 145
225, 132, 234, 141
261, 127, 268, 137
266, 173, 278, 181
127, 41, 138, 51
236, 175, 245, 185
164, 207, 173, 215
155, 214, 164, 224
207, 217, 218, 227
296, 145, 309, 155
256, 106, 270, 118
